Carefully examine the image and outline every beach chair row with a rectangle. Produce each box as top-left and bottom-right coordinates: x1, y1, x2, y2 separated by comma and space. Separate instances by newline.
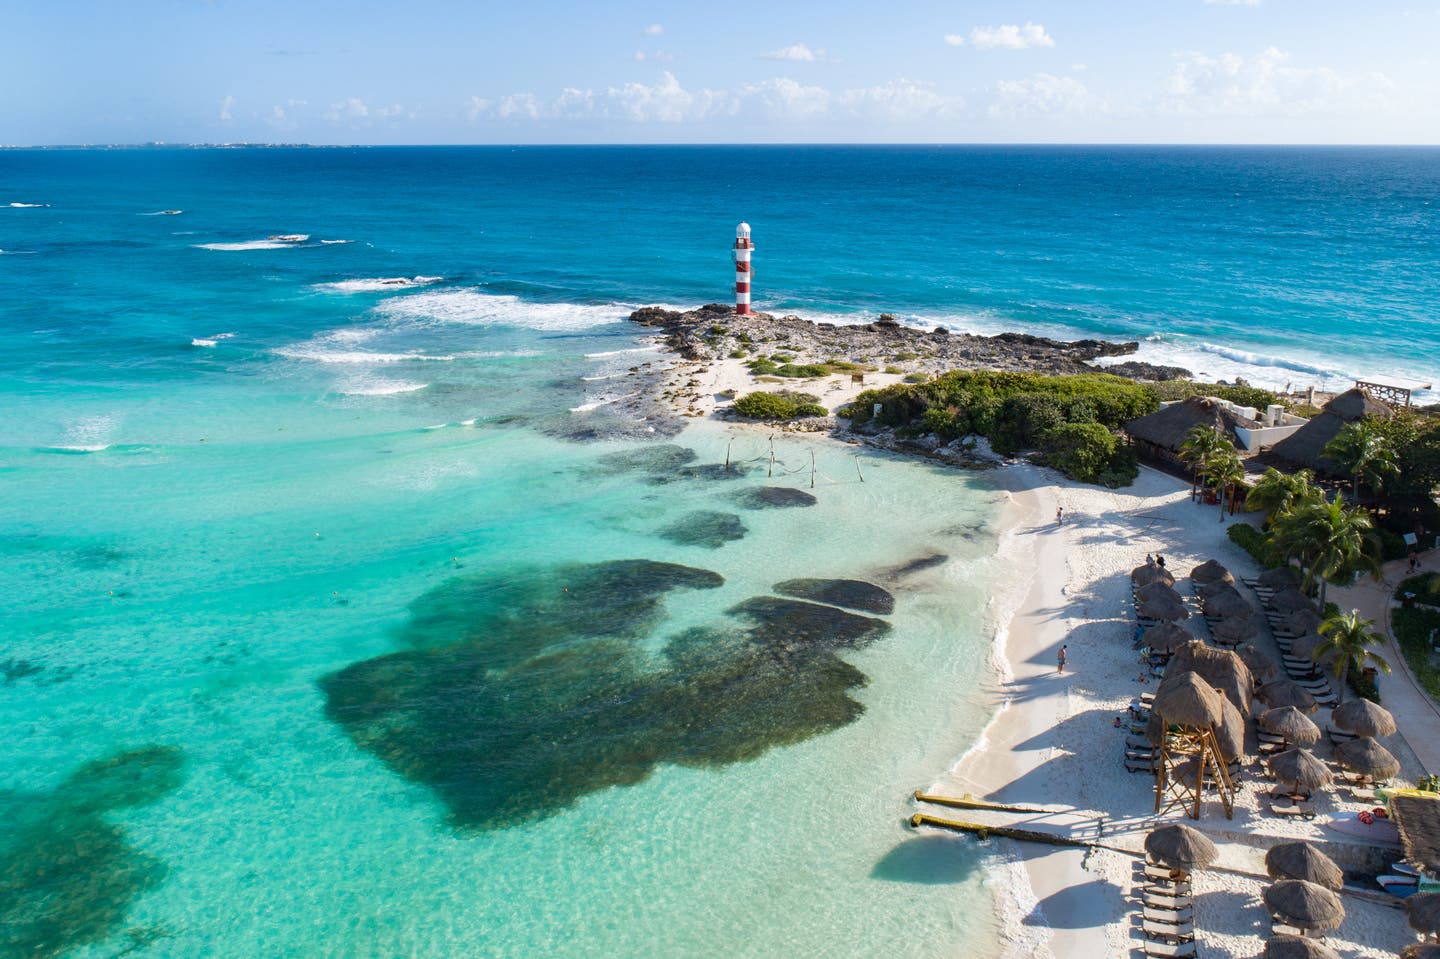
1137, 860, 1197, 958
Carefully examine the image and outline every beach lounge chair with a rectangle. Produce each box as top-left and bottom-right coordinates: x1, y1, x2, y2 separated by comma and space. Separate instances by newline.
1142, 940, 1197, 959
1143, 919, 1194, 943
1326, 724, 1358, 744
1142, 891, 1192, 911
1350, 786, 1380, 802
1144, 863, 1190, 883
1270, 798, 1317, 820
1143, 906, 1194, 925
1126, 758, 1158, 774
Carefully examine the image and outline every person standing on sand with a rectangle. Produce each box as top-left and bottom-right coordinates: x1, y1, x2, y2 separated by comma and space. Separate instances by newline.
1057, 644, 1068, 674
1056, 506, 1064, 527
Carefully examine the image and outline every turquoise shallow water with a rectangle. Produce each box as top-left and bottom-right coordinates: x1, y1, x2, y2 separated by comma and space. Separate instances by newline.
5, 146, 1436, 957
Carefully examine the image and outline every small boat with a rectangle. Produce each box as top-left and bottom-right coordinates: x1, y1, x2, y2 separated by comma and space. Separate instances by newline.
267, 234, 310, 243
159, 209, 182, 215
1378, 874, 1419, 898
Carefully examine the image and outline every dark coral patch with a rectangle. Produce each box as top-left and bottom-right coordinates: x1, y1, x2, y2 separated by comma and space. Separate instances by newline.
733, 486, 818, 510
588, 444, 697, 476
657, 511, 747, 549
727, 597, 891, 654
885, 553, 949, 579
773, 578, 896, 615
320, 559, 893, 831
0, 747, 183, 959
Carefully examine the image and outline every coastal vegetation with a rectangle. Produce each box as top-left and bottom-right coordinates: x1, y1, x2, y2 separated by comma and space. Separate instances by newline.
733, 391, 828, 421
1392, 602, 1440, 702
1314, 608, 1391, 703
843, 370, 1156, 486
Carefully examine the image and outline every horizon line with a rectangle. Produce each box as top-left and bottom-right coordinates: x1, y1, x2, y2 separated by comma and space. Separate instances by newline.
7, 141, 1440, 151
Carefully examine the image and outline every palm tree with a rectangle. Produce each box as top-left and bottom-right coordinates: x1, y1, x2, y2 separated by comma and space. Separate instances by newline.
1204, 449, 1247, 521
1180, 425, 1230, 502
1315, 608, 1392, 702
1245, 467, 1320, 523
1323, 419, 1399, 502
1272, 494, 1382, 608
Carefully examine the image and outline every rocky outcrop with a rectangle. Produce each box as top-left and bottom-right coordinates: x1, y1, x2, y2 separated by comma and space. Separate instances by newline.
628, 305, 1167, 377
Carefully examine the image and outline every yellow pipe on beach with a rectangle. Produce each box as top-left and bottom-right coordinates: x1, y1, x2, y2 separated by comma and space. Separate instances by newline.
908, 813, 1143, 858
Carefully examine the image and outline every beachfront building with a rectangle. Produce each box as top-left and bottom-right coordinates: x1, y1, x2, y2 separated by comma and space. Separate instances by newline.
1125, 396, 1308, 466
1269, 387, 1393, 476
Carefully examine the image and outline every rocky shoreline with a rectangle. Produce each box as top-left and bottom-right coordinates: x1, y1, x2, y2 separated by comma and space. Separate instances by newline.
629, 303, 1192, 381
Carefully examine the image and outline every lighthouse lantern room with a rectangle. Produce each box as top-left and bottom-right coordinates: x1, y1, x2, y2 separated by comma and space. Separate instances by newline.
732, 222, 753, 315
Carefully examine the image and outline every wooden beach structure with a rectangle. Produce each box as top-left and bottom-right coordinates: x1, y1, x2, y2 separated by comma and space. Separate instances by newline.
1270, 388, 1393, 475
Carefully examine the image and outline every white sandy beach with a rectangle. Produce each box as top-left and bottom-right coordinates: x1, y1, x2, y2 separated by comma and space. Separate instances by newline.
661, 354, 1431, 959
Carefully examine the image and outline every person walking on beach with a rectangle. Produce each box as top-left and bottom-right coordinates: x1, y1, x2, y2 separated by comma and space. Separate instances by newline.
1056, 506, 1064, 527
1057, 644, 1068, 674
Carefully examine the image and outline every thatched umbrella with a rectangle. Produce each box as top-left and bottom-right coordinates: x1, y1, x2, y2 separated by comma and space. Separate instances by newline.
1279, 609, 1324, 636
1238, 644, 1280, 682
1407, 890, 1440, 939
1139, 594, 1190, 622
1331, 699, 1397, 738
1168, 642, 1254, 715
1287, 633, 1333, 665
1214, 694, 1246, 762
1137, 581, 1184, 606
1259, 566, 1302, 590
1145, 622, 1196, 655
1212, 614, 1262, 647
1134, 564, 1176, 588
1199, 577, 1241, 598
1269, 588, 1315, 614
1269, 748, 1333, 793
1192, 559, 1233, 586
1334, 736, 1401, 782
1152, 672, 1224, 728
1265, 842, 1343, 891
1402, 943, 1440, 959
1264, 879, 1345, 932
1258, 706, 1321, 746
1257, 680, 1319, 715
1205, 588, 1255, 621
1263, 935, 1342, 959
1145, 823, 1218, 872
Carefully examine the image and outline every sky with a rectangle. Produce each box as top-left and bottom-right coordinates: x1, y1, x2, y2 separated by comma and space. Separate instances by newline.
2, 0, 1438, 145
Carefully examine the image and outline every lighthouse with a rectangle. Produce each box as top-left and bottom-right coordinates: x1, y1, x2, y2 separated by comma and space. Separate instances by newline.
732, 222, 753, 315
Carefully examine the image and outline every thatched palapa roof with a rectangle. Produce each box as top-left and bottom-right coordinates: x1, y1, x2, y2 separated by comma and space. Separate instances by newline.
1259, 566, 1302, 590
1258, 706, 1320, 746
1408, 891, 1440, 936
1265, 841, 1343, 891
1124, 396, 1256, 454
1139, 594, 1190, 622
1391, 791, 1440, 876
1145, 823, 1218, 871
1271, 388, 1393, 474
1331, 699, 1396, 738
1264, 879, 1345, 931
1136, 581, 1184, 606
1264, 936, 1342, 959
1192, 559, 1233, 586
1268, 588, 1316, 614
1269, 748, 1333, 792
1258, 680, 1319, 714
1152, 671, 1224, 727
1143, 622, 1196, 655
1133, 564, 1176, 588
1204, 587, 1254, 620
1401, 944, 1440, 959
1237, 643, 1280, 681
1167, 642, 1254, 715
1334, 736, 1400, 781
1213, 615, 1263, 647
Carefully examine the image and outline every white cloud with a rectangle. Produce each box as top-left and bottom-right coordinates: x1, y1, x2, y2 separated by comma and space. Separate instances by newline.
839, 79, 962, 122
218, 95, 236, 121
943, 34, 965, 47
1158, 46, 1394, 116
762, 43, 824, 62
324, 97, 370, 121
609, 71, 732, 122
497, 93, 540, 120
970, 22, 1055, 51
643, 23, 663, 36
738, 77, 831, 119
466, 96, 491, 122
990, 74, 1102, 117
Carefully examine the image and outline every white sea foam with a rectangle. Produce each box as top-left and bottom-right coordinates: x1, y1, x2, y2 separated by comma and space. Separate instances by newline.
377, 289, 631, 333
195, 240, 292, 251
313, 276, 444, 294
276, 346, 455, 364
192, 339, 217, 348
570, 391, 639, 413
141, 210, 183, 216
191, 332, 235, 348
8, 202, 48, 208
60, 414, 118, 451
584, 346, 661, 360
336, 378, 429, 396
319, 239, 352, 245
460, 418, 477, 426
48, 444, 110, 453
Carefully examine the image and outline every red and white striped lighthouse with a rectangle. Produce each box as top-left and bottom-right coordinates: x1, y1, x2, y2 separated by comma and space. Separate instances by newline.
732, 221, 753, 315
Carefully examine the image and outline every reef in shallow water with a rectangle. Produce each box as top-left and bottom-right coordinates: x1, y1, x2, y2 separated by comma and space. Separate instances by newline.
0, 746, 184, 959
320, 560, 893, 831
656, 510, 748, 549
772, 578, 896, 615
733, 486, 818, 509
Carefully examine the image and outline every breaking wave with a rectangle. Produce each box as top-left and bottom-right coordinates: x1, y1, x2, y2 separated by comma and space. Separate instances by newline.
377, 289, 631, 332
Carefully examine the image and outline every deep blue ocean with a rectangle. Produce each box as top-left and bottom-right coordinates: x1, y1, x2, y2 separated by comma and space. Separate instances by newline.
2, 146, 1437, 959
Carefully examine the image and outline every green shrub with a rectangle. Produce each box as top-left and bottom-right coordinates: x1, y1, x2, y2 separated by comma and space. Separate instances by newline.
774, 363, 830, 378
892, 350, 919, 362
771, 354, 795, 363
728, 348, 747, 359
1377, 528, 1410, 563
1039, 422, 1131, 485
921, 406, 963, 440
1348, 668, 1381, 703
1227, 523, 1281, 568
733, 392, 826, 421
1393, 604, 1440, 701
747, 358, 779, 375
1399, 573, 1440, 607
1148, 381, 1280, 411
903, 372, 929, 384
883, 366, 903, 375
